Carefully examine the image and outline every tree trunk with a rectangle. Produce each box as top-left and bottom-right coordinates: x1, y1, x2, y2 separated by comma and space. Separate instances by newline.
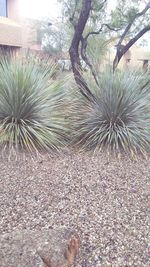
69, 0, 96, 102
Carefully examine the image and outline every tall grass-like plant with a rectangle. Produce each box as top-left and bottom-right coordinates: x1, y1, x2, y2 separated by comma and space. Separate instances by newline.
0, 56, 67, 152
71, 69, 150, 154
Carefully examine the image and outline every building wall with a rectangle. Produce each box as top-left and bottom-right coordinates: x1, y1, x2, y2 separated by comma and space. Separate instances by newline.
105, 45, 150, 71
0, 0, 41, 51
0, 0, 22, 47
7, 0, 20, 22
21, 18, 41, 50
0, 17, 22, 46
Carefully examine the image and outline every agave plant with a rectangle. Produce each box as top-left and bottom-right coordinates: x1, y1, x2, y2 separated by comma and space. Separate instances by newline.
71, 69, 150, 154
0, 56, 67, 152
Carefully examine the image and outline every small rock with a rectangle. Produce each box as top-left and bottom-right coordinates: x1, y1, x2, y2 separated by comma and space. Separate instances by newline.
0, 228, 80, 267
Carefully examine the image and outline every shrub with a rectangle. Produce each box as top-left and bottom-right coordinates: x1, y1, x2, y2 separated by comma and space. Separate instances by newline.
71, 70, 150, 154
0, 56, 67, 152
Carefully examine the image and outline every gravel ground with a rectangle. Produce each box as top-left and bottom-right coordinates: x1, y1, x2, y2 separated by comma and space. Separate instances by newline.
0, 150, 150, 267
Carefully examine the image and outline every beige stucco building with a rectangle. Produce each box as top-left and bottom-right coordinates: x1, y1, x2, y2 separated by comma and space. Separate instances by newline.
0, 0, 41, 51
0, 0, 21, 48
104, 40, 150, 71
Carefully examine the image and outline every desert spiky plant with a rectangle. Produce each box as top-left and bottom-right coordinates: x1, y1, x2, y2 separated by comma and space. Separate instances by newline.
0, 56, 67, 152
71, 69, 150, 155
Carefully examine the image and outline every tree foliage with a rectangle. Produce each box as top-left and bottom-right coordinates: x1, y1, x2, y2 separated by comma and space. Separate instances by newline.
36, 19, 73, 55
60, 0, 150, 99
59, 0, 150, 67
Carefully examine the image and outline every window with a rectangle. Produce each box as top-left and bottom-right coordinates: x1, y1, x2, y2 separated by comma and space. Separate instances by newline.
143, 59, 149, 71
0, 0, 7, 17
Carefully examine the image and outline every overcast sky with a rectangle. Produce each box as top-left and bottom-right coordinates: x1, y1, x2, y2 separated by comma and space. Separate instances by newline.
19, 0, 118, 19
19, 0, 61, 19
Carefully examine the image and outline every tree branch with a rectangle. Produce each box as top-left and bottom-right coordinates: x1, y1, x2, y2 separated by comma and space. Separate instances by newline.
103, 23, 121, 32
136, 0, 150, 16
113, 25, 150, 71
80, 36, 99, 86
78, 1, 112, 88
85, 24, 121, 40
69, 0, 78, 26
117, 0, 150, 46
85, 26, 103, 39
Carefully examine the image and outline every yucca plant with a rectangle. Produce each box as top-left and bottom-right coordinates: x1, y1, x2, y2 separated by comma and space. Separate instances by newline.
71, 69, 150, 155
0, 56, 67, 152
87, 35, 116, 72
23, 52, 59, 79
